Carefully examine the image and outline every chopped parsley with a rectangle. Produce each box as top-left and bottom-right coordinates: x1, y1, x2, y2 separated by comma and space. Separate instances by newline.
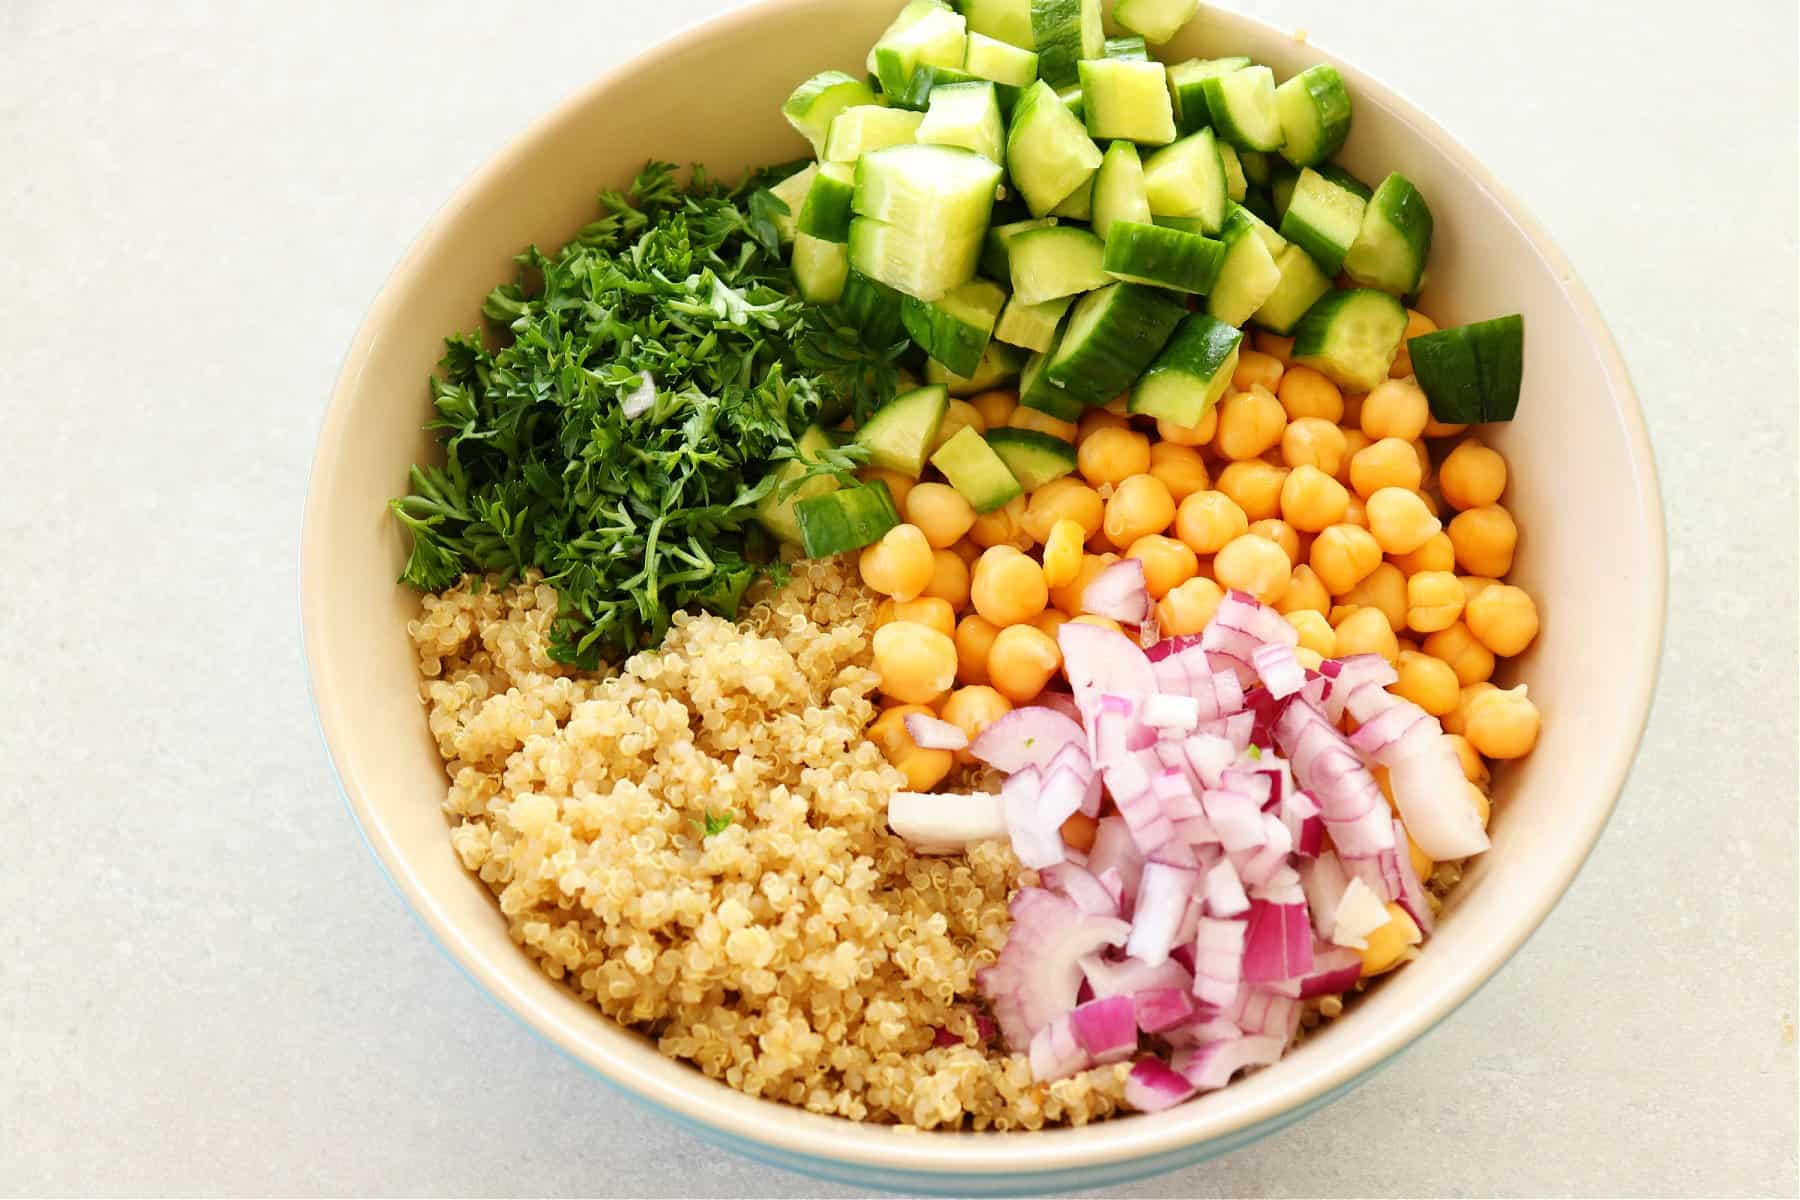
701, 810, 735, 837
389, 161, 901, 667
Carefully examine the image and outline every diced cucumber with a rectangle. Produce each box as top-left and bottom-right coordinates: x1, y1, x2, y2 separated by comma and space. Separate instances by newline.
1316, 162, 1373, 200
1239, 149, 1272, 186
1409, 315, 1525, 423
924, 340, 1027, 394
1342, 172, 1434, 296
853, 143, 1001, 234
1030, 0, 1103, 89
767, 163, 819, 245
1049, 178, 1093, 219
981, 217, 1057, 284
1275, 64, 1352, 167
1018, 346, 1084, 419
793, 233, 850, 304
796, 481, 901, 558
1200, 64, 1284, 152
963, 30, 1039, 86
1006, 80, 1104, 216
1143, 127, 1229, 233
1091, 140, 1152, 241
1007, 224, 1109, 306
856, 384, 951, 476
1278, 166, 1367, 275
783, 72, 880, 156
1044, 282, 1187, 406
902, 277, 1008, 376
838, 270, 906, 343
824, 106, 923, 163
892, 61, 984, 111
1232, 201, 1287, 254
1103, 220, 1225, 294
1166, 56, 1251, 136
1079, 58, 1177, 145
1216, 142, 1248, 202
1103, 35, 1149, 61
1112, 0, 1200, 44
1269, 161, 1299, 219
1152, 214, 1209, 234
1241, 184, 1278, 225
870, 3, 968, 97
994, 291, 1074, 352
918, 80, 1006, 164
1129, 312, 1241, 426
961, 0, 1035, 50
848, 216, 986, 301
1205, 206, 1282, 326
1056, 84, 1085, 121
756, 425, 841, 543
867, 0, 955, 73
797, 162, 855, 242
1251, 243, 1330, 334
930, 425, 1024, 511
1293, 288, 1408, 391
986, 428, 1079, 489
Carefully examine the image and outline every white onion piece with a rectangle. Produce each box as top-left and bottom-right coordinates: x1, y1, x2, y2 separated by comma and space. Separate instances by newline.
621, 372, 656, 419
1299, 851, 1350, 940
1388, 734, 1491, 860
887, 790, 1006, 850
903, 712, 969, 751
1329, 876, 1391, 949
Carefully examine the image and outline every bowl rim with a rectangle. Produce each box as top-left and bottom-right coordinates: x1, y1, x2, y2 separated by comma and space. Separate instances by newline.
299, 0, 1668, 1180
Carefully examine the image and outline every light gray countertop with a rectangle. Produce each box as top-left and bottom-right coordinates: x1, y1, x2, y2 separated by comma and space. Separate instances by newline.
2, 2, 1795, 1195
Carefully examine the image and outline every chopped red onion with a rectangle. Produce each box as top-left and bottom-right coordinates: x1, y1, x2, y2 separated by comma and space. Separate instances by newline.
1040, 861, 1121, 917
1201, 788, 1265, 852
1390, 816, 1437, 936
903, 712, 970, 751
1132, 986, 1199, 1033
1087, 816, 1145, 910
1252, 641, 1306, 698
1003, 766, 1066, 869
1172, 1034, 1285, 1091
1191, 916, 1247, 1009
1228, 986, 1301, 1039
1070, 994, 1138, 1064
1298, 943, 1364, 997
969, 706, 1088, 775
1028, 1013, 1089, 1082
1182, 733, 1238, 788
1204, 857, 1250, 917
1241, 898, 1315, 983
1124, 1057, 1198, 1111
1299, 851, 1351, 940
1082, 558, 1152, 623
1079, 951, 1194, 999
1143, 692, 1202, 731
1127, 861, 1200, 967
979, 888, 1131, 1049
1329, 875, 1391, 949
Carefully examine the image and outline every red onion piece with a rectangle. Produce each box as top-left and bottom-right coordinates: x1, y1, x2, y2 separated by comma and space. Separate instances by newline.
1172, 1034, 1286, 1091
979, 888, 1131, 1050
1299, 851, 1351, 940
1228, 986, 1301, 1039
1241, 897, 1315, 983
1298, 943, 1363, 997
1133, 986, 1199, 1033
1204, 857, 1250, 917
1081, 558, 1152, 623
1390, 816, 1437, 936
1070, 994, 1138, 1063
1079, 951, 1194, 1000
1040, 861, 1121, 917
1127, 861, 1200, 966
1201, 788, 1265, 853
1252, 641, 1306, 699
1087, 816, 1145, 912
1003, 766, 1067, 870
970, 706, 1087, 775
1143, 692, 1202, 731
903, 712, 970, 751
1182, 733, 1237, 789
1191, 916, 1246, 1009
1329, 875, 1391, 949
1028, 1012, 1089, 1082
1125, 1057, 1198, 1111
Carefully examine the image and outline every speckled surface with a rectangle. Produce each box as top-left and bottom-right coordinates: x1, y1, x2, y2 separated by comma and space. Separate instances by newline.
1, 1, 1795, 1195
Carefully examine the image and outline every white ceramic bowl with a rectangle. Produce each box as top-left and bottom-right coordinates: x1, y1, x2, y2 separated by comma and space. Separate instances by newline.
299, 2, 1666, 1192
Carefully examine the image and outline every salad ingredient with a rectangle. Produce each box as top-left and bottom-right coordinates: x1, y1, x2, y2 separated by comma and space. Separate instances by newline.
860, 523, 937, 601
1409, 315, 1526, 423
795, 482, 902, 558
1274, 64, 1352, 166
1343, 173, 1434, 295
1279, 167, 1367, 275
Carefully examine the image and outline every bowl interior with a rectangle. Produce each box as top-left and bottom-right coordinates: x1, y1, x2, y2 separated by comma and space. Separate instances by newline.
300, 0, 1664, 1189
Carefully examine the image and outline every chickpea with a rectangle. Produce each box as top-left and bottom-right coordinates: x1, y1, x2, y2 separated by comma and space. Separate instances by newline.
869, 704, 954, 791
968, 494, 1030, 550
1214, 387, 1288, 460
1155, 576, 1224, 636
1389, 308, 1437, 378
1061, 811, 1099, 853
872, 620, 958, 704
859, 524, 935, 601
1359, 903, 1422, 976
1332, 605, 1399, 664
1295, 646, 1325, 671
1031, 608, 1070, 641
1460, 574, 1500, 607
877, 596, 956, 637
1254, 330, 1295, 362
1438, 438, 1508, 510
859, 466, 914, 513
904, 482, 977, 549
921, 548, 971, 611
954, 614, 1001, 685
1077, 424, 1152, 487
1155, 406, 1217, 448
1341, 492, 1368, 528
1422, 417, 1468, 440
1277, 365, 1343, 422
1464, 684, 1541, 759
1342, 561, 1408, 630
1423, 621, 1496, 686
1213, 534, 1291, 604
1216, 460, 1288, 521
1148, 441, 1211, 501
1448, 504, 1518, 577
1040, 518, 1086, 588
970, 545, 1049, 626
1442, 682, 1498, 736
1340, 390, 1364, 429
988, 623, 1063, 703
1103, 474, 1177, 547
1286, 609, 1336, 657
950, 538, 982, 566
1405, 570, 1464, 633
969, 388, 1018, 430
1175, 489, 1249, 555
1407, 834, 1434, 883
1349, 437, 1424, 498
940, 684, 1013, 760
1446, 733, 1490, 786
1247, 519, 1301, 565
1009, 405, 1079, 441
1366, 487, 1443, 555
1022, 477, 1105, 543
1392, 649, 1460, 715
1335, 429, 1372, 486
1310, 524, 1384, 595
1233, 350, 1285, 394
1390, 531, 1455, 576
1280, 417, 1348, 476
1275, 564, 1331, 615
1049, 552, 1114, 615
930, 399, 986, 455
1465, 583, 1540, 657
1070, 613, 1124, 633
1360, 377, 1431, 441
1080, 407, 1131, 439
1123, 533, 1198, 599
1277, 463, 1351, 533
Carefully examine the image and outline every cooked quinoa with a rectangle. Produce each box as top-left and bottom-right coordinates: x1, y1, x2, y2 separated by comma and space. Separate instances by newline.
408, 558, 1128, 1128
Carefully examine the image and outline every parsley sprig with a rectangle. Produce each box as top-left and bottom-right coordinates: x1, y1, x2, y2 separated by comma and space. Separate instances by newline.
390, 162, 901, 667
